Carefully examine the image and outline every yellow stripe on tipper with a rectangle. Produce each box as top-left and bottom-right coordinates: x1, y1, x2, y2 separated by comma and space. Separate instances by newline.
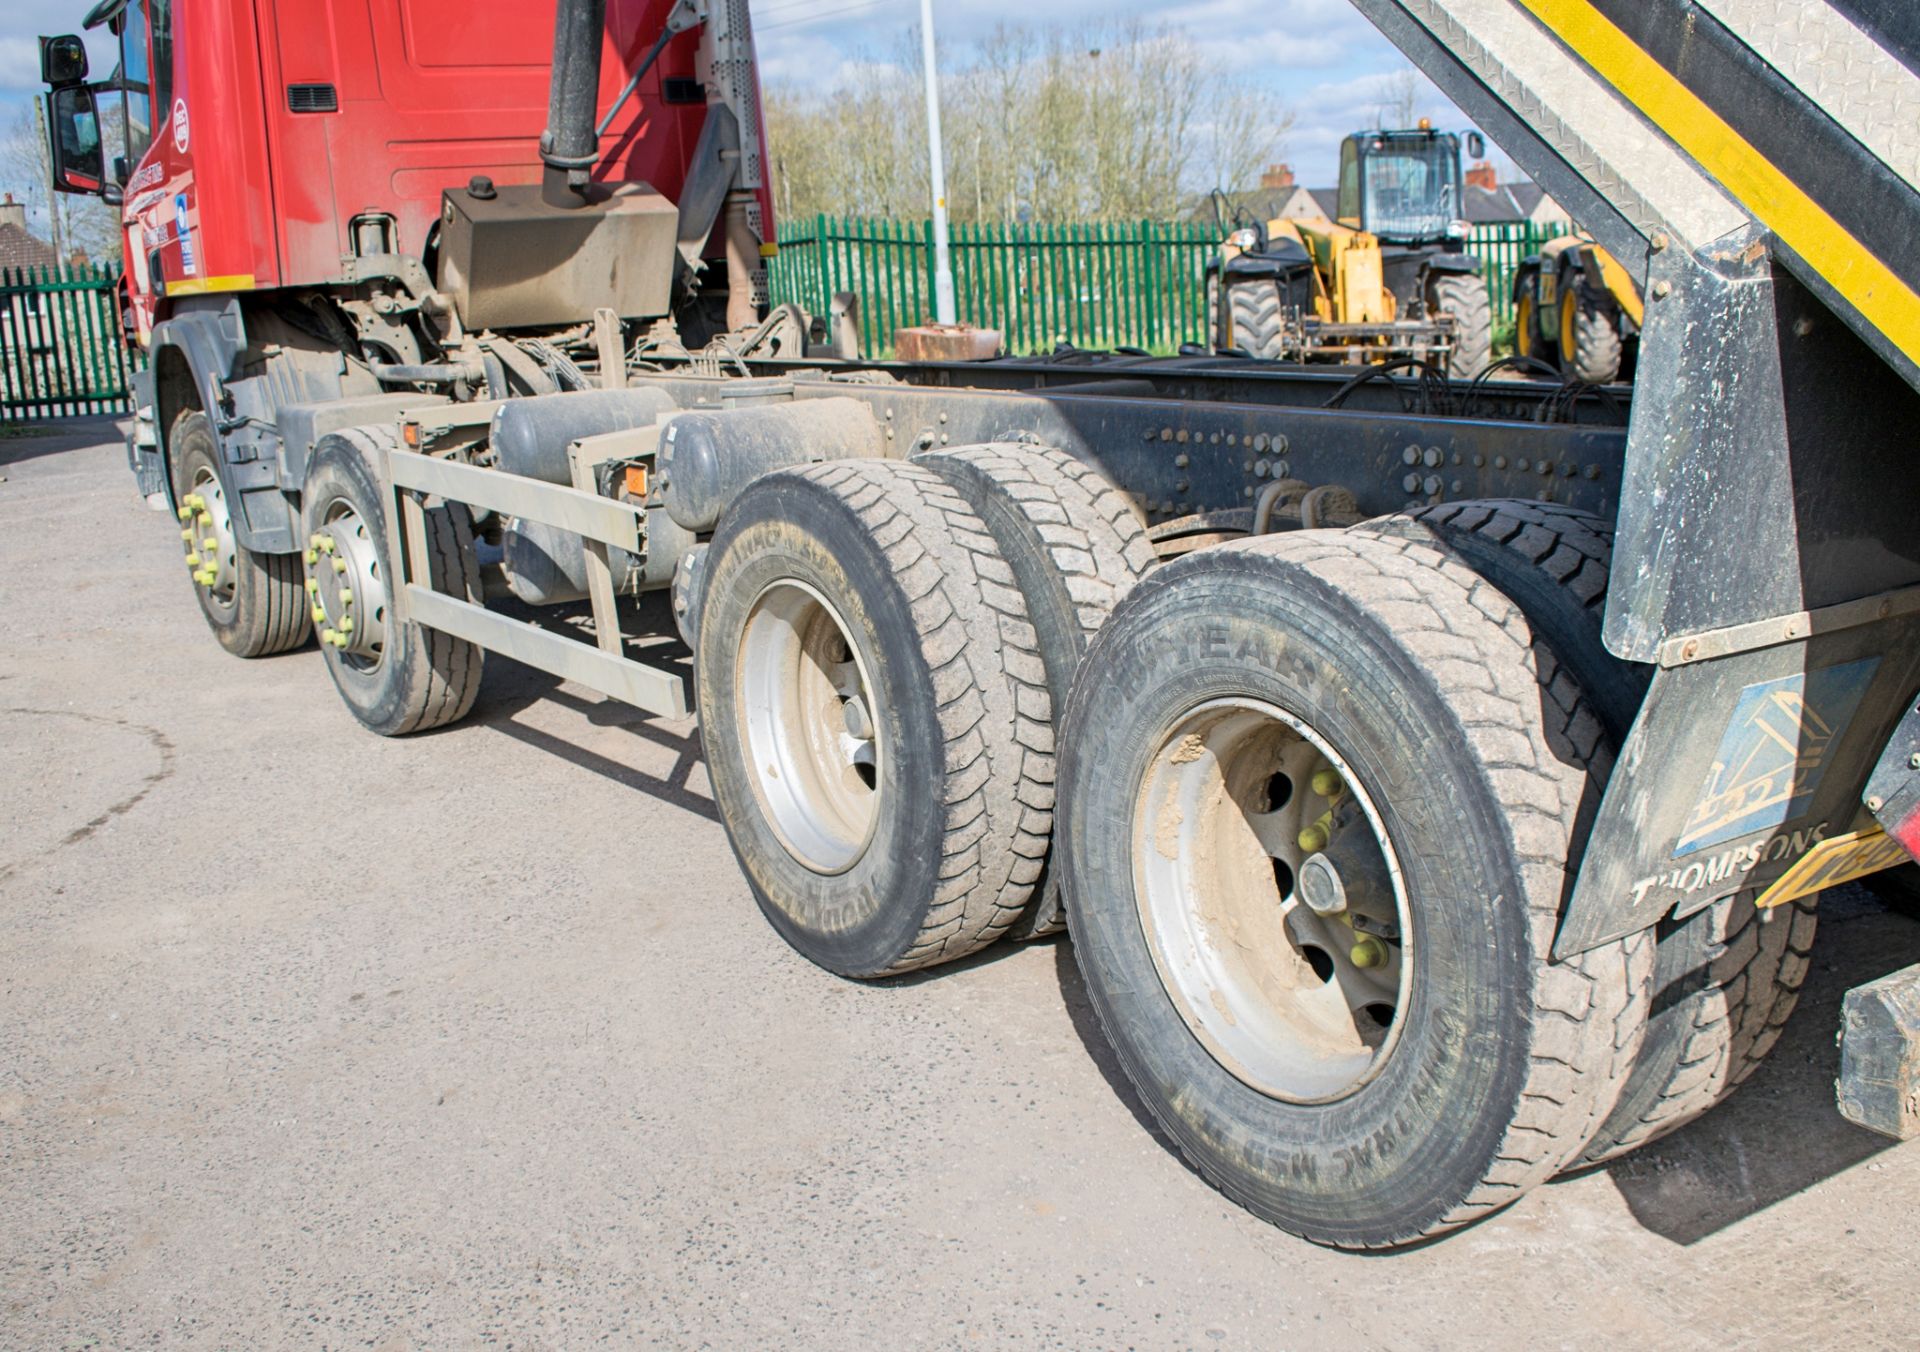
1516, 0, 1920, 369
163, 274, 256, 298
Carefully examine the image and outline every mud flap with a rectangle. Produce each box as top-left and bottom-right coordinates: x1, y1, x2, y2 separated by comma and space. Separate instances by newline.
1555, 617, 1920, 958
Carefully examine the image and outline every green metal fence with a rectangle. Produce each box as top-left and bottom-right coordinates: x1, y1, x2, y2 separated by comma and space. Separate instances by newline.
769, 215, 1571, 359
1468, 220, 1570, 328
1, 263, 141, 421
768, 216, 1222, 360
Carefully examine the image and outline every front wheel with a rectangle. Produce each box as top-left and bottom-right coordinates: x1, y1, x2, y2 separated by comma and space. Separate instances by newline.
1429, 272, 1491, 378
168, 410, 310, 658
1057, 531, 1650, 1248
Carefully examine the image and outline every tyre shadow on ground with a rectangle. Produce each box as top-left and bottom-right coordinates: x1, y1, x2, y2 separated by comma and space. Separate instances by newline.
1046, 884, 1920, 1247
461, 590, 715, 823
1050, 934, 1179, 1146
1593, 885, 1918, 1245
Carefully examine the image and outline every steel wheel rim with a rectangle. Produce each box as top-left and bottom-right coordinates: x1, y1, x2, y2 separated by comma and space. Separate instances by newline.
308, 497, 389, 671
736, 580, 882, 876
1133, 697, 1413, 1102
186, 465, 238, 609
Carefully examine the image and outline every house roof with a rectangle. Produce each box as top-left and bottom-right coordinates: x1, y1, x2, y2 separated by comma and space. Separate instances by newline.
0, 222, 59, 272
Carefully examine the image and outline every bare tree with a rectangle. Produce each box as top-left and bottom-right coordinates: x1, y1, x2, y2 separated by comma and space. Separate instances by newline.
1373, 65, 1422, 130
764, 20, 1293, 225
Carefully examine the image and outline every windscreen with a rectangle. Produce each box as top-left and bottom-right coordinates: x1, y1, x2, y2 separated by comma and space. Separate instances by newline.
1360, 137, 1459, 242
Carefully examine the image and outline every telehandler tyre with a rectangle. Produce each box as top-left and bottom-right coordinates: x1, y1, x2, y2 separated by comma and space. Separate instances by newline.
169, 410, 311, 658
1561, 288, 1623, 385
1057, 531, 1651, 1248
1356, 499, 1821, 1167
1223, 278, 1287, 360
1430, 272, 1492, 379
696, 460, 1051, 977
915, 442, 1156, 937
301, 426, 483, 737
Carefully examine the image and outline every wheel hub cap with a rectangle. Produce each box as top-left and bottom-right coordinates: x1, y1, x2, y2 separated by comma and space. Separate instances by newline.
305, 503, 388, 665
178, 469, 237, 604
1133, 699, 1412, 1102
736, 581, 881, 875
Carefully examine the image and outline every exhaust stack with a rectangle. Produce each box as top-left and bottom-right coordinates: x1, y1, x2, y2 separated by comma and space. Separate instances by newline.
539, 0, 608, 208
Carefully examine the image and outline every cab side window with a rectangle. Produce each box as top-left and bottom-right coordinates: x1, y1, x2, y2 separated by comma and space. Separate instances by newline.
1336, 140, 1360, 226
151, 0, 174, 125
120, 0, 154, 165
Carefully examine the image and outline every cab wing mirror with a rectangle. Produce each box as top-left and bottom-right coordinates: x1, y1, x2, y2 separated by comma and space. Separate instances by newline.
1466, 131, 1486, 161
40, 34, 88, 87
46, 84, 106, 195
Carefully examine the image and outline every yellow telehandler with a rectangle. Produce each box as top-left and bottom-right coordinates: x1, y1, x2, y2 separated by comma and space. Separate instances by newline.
1207, 125, 1493, 377
1512, 235, 1643, 384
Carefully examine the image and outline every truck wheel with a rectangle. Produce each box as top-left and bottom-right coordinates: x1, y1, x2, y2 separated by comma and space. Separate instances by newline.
1354, 500, 1649, 746
1561, 290, 1622, 384
168, 410, 311, 658
1057, 531, 1650, 1247
301, 427, 483, 737
696, 460, 1050, 977
1354, 499, 1820, 1168
915, 442, 1157, 937
1430, 272, 1492, 378
1575, 892, 1818, 1165
1224, 279, 1286, 360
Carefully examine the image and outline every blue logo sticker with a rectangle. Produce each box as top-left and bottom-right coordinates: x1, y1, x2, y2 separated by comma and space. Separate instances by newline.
174, 193, 196, 275
1675, 656, 1881, 855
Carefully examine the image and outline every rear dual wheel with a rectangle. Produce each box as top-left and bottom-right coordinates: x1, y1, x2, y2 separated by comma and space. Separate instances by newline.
1362, 500, 1819, 1166
1059, 531, 1651, 1248
696, 460, 1053, 977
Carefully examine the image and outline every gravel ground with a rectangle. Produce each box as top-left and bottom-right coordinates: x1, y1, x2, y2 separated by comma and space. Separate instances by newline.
2, 420, 1917, 1349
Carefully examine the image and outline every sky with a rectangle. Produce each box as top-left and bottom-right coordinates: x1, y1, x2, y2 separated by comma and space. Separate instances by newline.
1, 0, 1507, 219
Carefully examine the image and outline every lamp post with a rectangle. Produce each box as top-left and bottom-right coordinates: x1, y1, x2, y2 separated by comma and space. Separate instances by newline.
919, 0, 956, 325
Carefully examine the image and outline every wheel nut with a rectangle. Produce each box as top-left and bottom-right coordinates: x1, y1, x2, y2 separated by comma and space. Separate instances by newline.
177, 506, 193, 521
340, 617, 354, 633
203, 538, 219, 551
311, 606, 326, 624
333, 558, 347, 574
321, 628, 338, 645
1350, 936, 1388, 969
185, 553, 201, 568
338, 589, 352, 605
304, 549, 317, 566
306, 578, 319, 595
1297, 818, 1330, 854
180, 528, 193, 542
1310, 768, 1344, 798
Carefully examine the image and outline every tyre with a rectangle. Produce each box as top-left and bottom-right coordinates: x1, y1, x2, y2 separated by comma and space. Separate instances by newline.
1514, 285, 1555, 369
168, 409, 310, 658
1223, 278, 1286, 360
1057, 530, 1650, 1248
1576, 892, 1818, 1165
1430, 272, 1492, 379
1560, 287, 1623, 384
301, 426, 483, 737
1354, 500, 1649, 746
1355, 499, 1820, 1167
914, 442, 1157, 937
696, 460, 1050, 977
